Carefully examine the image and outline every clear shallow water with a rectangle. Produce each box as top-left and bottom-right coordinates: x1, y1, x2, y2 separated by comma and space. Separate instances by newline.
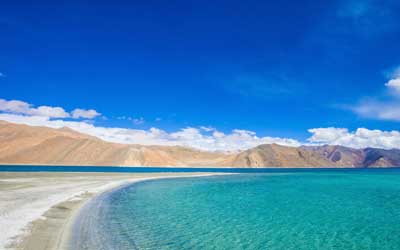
72, 171, 400, 250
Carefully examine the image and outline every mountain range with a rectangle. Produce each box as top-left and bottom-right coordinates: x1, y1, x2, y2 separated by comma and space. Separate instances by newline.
0, 121, 399, 168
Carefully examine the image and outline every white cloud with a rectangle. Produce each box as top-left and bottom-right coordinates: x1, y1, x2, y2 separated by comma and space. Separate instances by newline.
71, 109, 101, 119
0, 99, 31, 114
200, 126, 216, 132
1, 98, 400, 151
1, 112, 400, 150
308, 127, 349, 142
213, 131, 225, 138
386, 78, 400, 94
33, 106, 70, 118
384, 66, 400, 95
0, 98, 100, 120
0, 99, 69, 118
308, 127, 400, 149
351, 99, 400, 121
350, 66, 400, 121
0, 113, 301, 151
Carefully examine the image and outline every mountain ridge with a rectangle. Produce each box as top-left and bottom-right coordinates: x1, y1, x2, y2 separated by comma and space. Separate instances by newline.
0, 121, 398, 168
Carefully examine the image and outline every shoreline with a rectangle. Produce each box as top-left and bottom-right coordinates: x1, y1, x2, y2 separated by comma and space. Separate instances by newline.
0, 172, 221, 250
2, 164, 390, 170
65, 173, 224, 250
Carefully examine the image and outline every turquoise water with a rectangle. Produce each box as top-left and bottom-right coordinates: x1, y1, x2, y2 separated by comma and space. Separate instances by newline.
72, 171, 400, 250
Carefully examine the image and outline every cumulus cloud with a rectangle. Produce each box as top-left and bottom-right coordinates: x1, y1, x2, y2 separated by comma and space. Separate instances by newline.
0, 113, 301, 151
0, 99, 31, 114
0, 98, 100, 120
308, 127, 349, 143
385, 66, 400, 95
0, 99, 69, 118
385, 78, 400, 94
1, 112, 400, 150
34, 106, 70, 118
1, 98, 400, 151
308, 127, 400, 149
71, 109, 101, 119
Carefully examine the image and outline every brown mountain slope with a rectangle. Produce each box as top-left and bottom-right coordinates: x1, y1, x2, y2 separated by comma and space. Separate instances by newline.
0, 121, 399, 167
304, 145, 400, 168
0, 121, 229, 167
303, 145, 365, 167
362, 148, 400, 167
229, 144, 337, 168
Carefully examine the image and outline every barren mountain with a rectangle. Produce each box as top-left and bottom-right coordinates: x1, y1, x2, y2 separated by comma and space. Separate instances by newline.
229, 144, 336, 168
303, 145, 365, 167
305, 145, 400, 168
0, 121, 398, 168
362, 148, 400, 167
0, 121, 229, 167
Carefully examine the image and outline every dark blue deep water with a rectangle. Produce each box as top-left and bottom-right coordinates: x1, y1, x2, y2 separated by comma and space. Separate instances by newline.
1, 164, 400, 174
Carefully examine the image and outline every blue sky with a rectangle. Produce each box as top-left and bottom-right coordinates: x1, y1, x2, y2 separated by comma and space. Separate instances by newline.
1, 0, 400, 150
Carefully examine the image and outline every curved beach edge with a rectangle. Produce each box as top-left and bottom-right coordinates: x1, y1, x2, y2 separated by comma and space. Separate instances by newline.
6, 172, 226, 250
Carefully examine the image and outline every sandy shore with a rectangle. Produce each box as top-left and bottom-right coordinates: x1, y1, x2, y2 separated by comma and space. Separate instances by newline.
0, 172, 215, 250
